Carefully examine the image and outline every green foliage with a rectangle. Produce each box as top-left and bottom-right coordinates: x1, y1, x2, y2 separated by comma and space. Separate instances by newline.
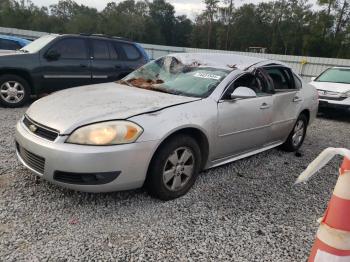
0, 0, 348, 58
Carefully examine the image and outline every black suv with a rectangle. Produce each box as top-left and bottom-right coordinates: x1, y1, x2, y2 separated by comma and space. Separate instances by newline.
0, 34, 149, 107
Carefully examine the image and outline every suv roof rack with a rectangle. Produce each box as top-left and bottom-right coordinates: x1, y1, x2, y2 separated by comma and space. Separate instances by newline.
78, 33, 131, 42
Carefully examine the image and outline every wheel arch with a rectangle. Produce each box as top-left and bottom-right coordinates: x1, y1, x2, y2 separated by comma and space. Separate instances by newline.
145, 126, 210, 183
0, 69, 34, 94
299, 109, 310, 125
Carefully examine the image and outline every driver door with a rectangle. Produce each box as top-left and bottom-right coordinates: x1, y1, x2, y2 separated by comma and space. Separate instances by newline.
213, 73, 274, 160
39, 37, 92, 92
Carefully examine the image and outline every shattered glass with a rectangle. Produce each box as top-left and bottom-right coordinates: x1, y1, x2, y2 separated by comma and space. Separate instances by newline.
119, 56, 231, 97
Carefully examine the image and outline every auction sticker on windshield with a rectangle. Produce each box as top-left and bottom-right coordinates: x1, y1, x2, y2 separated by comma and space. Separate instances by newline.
193, 72, 221, 80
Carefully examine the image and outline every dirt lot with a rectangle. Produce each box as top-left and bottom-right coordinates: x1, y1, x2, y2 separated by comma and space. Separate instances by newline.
0, 106, 349, 261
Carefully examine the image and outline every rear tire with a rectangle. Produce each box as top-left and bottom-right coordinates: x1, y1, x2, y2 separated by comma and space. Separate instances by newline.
281, 114, 308, 152
146, 135, 201, 200
0, 74, 30, 108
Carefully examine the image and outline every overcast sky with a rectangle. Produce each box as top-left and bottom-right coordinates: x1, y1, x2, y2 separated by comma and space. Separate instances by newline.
30, 0, 276, 18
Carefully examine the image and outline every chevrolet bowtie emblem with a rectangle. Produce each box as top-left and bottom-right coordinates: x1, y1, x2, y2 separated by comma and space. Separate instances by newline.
29, 124, 37, 132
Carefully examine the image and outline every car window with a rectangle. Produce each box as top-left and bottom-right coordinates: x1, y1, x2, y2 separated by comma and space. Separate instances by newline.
92, 40, 109, 60
48, 38, 88, 59
0, 39, 21, 50
223, 73, 269, 99
115, 42, 141, 60
255, 68, 275, 94
122, 44, 140, 60
294, 73, 302, 89
108, 42, 120, 60
316, 68, 350, 84
265, 67, 294, 90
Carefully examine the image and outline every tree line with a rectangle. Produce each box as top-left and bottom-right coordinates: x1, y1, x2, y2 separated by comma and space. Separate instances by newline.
0, 0, 349, 58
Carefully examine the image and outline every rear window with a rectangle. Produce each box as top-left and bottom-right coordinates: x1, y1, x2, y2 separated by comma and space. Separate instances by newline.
121, 44, 141, 60
0, 39, 21, 50
113, 42, 141, 61
92, 40, 109, 60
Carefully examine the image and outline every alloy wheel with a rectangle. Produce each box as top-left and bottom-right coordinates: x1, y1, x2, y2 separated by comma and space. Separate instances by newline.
292, 120, 305, 147
0, 81, 25, 104
162, 147, 195, 191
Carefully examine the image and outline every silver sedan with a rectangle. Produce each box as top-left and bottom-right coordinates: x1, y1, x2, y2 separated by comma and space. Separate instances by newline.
15, 53, 319, 200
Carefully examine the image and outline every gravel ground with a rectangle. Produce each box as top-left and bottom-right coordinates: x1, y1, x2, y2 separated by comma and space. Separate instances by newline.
1, 106, 349, 261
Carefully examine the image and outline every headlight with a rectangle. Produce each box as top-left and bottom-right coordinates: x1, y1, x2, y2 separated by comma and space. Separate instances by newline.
66, 121, 143, 145
342, 91, 350, 98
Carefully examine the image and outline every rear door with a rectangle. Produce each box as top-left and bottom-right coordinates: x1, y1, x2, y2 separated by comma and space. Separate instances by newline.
90, 39, 125, 84
0, 39, 21, 50
39, 37, 91, 92
264, 66, 302, 143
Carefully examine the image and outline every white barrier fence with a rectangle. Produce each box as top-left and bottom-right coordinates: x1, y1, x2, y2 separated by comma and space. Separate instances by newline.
2, 26, 350, 81
141, 43, 350, 81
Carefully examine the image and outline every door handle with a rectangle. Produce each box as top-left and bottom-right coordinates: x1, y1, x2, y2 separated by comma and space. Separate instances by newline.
293, 96, 302, 102
115, 65, 122, 69
80, 64, 88, 68
260, 103, 270, 109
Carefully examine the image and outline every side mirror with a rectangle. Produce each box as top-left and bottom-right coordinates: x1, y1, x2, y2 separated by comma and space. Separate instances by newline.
45, 49, 60, 61
310, 76, 316, 81
230, 86, 257, 99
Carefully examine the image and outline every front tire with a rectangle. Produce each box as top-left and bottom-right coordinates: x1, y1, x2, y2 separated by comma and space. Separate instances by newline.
281, 114, 308, 152
0, 74, 30, 108
146, 135, 201, 200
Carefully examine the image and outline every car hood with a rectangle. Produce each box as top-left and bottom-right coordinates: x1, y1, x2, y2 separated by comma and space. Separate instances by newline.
26, 83, 200, 134
310, 81, 350, 93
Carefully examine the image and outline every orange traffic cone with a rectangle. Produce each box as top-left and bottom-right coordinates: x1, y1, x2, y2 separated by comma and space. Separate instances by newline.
296, 148, 350, 262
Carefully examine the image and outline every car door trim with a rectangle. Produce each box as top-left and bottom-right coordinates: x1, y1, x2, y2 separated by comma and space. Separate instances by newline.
43, 75, 91, 79
92, 75, 108, 79
219, 117, 296, 138
219, 124, 272, 137
272, 118, 296, 125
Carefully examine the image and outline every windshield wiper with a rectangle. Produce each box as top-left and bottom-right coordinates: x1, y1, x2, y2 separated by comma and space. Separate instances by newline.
148, 87, 181, 95
119, 78, 190, 96
150, 86, 198, 97
18, 49, 29, 53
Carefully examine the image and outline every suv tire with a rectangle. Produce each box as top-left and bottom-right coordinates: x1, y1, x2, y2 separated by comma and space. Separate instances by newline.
0, 74, 30, 108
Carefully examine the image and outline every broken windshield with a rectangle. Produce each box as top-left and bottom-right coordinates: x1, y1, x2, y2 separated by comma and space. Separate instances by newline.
121, 56, 230, 97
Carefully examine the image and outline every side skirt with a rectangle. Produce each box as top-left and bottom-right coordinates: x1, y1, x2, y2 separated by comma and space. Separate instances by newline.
206, 142, 283, 169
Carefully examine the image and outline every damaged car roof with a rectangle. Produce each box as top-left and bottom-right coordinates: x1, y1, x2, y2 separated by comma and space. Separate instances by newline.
170, 53, 268, 71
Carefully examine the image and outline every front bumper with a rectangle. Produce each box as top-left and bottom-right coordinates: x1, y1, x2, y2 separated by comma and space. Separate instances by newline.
318, 98, 350, 110
15, 120, 158, 192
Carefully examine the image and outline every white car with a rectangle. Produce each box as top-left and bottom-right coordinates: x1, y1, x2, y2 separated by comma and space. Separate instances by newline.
310, 67, 350, 111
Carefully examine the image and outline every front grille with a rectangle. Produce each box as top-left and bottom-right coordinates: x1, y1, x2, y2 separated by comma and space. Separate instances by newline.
23, 116, 59, 141
16, 142, 45, 174
319, 96, 346, 101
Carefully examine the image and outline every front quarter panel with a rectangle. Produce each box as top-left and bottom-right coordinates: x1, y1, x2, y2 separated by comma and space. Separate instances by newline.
129, 98, 218, 164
